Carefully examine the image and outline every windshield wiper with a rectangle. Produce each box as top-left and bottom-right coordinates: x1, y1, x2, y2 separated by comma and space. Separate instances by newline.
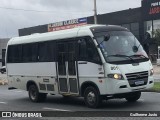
107, 54, 136, 62
130, 54, 148, 59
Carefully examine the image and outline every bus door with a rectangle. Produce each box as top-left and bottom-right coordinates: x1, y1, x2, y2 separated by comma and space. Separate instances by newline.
57, 41, 79, 95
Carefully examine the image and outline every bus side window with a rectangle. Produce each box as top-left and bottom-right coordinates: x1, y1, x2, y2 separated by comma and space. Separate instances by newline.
22, 43, 38, 62
38, 41, 55, 62
78, 37, 101, 64
7, 45, 22, 63
78, 39, 87, 60
86, 39, 101, 64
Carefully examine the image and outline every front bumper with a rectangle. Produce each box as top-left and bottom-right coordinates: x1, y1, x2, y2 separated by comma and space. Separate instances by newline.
105, 76, 154, 95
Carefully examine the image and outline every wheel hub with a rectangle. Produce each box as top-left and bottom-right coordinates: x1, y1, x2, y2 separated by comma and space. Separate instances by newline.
30, 88, 36, 100
87, 92, 96, 104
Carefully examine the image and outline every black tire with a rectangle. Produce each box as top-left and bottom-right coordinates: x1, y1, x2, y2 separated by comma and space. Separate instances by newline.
84, 86, 102, 108
28, 84, 47, 102
125, 92, 141, 102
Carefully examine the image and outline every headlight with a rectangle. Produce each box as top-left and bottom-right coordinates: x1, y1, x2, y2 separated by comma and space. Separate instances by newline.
107, 74, 124, 80
150, 69, 154, 76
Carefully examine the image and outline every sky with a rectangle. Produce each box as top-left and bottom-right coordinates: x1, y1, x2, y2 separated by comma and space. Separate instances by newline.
0, 0, 141, 38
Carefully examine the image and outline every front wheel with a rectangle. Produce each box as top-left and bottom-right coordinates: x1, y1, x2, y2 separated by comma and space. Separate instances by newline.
125, 92, 141, 102
28, 84, 47, 102
84, 86, 102, 108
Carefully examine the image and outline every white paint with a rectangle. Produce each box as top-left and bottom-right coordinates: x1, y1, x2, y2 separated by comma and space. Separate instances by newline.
78, 61, 104, 77
7, 62, 56, 76
7, 25, 98, 45
43, 107, 70, 111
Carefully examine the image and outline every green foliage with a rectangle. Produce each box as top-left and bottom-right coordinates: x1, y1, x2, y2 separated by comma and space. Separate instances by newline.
153, 29, 160, 45
144, 82, 160, 92
152, 82, 160, 91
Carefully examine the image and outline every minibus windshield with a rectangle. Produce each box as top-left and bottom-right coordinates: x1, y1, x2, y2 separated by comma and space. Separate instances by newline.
95, 31, 149, 64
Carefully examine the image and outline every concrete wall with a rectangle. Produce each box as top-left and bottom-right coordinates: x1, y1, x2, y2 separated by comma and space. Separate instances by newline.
0, 38, 9, 67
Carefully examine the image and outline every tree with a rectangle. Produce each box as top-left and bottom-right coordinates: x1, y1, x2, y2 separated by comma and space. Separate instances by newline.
154, 29, 160, 46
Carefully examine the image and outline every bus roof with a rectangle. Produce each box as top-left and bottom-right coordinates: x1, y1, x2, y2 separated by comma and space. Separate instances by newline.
8, 24, 128, 45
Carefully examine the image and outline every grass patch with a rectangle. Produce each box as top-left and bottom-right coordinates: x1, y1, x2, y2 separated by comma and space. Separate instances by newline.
152, 82, 160, 92
144, 82, 160, 92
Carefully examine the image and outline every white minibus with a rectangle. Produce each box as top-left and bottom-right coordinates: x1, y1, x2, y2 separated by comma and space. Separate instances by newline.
6, 25, 154, 108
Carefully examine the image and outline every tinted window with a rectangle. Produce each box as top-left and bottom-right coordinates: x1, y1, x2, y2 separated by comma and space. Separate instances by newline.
57, 43, 67, 75
7, 45, 22, 63
78, 39, 87, 59
38, 41, 55, 62
68, 42, 76, 75
8, 41, 56, 63
22, 43, 38, 62
78, 37, 101, 64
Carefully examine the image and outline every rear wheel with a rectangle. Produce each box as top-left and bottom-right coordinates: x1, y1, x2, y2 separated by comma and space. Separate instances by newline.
84, 86, 102, 108
28, 84, 47, 102
125, 92, 141, 102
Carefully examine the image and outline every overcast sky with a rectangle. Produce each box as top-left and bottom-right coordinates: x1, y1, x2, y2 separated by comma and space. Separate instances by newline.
0, 0, 141, 38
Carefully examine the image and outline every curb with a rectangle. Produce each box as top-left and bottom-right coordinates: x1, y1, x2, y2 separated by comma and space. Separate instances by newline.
142, 90, 160, 93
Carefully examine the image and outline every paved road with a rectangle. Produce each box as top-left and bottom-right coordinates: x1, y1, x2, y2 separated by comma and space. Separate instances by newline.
0, 85, 160, 120
0, 85, 160, 111
0, 73, 160, 120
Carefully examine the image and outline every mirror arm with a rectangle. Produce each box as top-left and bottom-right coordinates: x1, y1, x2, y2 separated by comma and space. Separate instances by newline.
97, 41, 104, 48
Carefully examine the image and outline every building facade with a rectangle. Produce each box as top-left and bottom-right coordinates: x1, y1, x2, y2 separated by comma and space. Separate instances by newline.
18, 0, 160, 62
0, 38, 9, 67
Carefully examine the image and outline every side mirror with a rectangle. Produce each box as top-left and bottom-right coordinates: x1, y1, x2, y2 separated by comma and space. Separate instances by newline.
132, 46, 138, 53
97, 33, 110, 48
104, 34, 110, 41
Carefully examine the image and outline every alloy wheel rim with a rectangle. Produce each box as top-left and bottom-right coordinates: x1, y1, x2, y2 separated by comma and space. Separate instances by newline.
30, 88, 36, 100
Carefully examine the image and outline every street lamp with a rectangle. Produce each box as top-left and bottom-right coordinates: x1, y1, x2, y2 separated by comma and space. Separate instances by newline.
93, 0, 98, 24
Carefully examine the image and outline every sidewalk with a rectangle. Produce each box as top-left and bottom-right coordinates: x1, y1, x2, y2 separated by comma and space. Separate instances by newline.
0, 74, 7, 85
153, 65, 160, 82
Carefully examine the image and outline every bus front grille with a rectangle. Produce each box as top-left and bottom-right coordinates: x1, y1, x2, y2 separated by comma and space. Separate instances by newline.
125, 71, 148, 87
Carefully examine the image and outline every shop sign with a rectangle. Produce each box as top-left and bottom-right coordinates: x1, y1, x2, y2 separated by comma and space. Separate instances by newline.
149, 1, 160, 15
48, 18, 87, 32
142, 0, 160, 20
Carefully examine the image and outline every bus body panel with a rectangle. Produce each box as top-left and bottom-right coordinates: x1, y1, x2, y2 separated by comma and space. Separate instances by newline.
7, 62, 56, 76
7, 62, 58, 94
103, 61, 154, 95
6, 24, 154, 99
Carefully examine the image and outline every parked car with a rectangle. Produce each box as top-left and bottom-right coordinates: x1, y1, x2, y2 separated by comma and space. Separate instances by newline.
0, 66, 6, 74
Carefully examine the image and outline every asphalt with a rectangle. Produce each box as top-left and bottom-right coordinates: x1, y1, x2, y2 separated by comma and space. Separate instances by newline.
0, 85, 160, 120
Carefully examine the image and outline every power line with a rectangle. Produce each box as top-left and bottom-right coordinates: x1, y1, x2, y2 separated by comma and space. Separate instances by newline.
0, 6, 92, 15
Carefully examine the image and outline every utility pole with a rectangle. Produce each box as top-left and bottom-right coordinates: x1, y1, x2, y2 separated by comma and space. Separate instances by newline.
93, 0, 98, 24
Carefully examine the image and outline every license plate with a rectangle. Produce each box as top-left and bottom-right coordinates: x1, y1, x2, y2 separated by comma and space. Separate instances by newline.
135, 80, 144, 85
